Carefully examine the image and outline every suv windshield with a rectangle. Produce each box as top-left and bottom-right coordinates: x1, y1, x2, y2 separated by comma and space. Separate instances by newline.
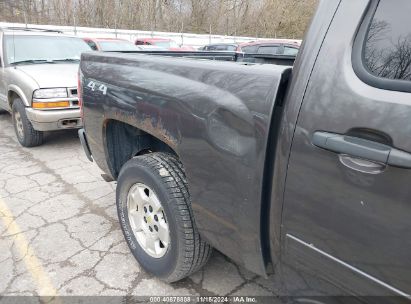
4, 35, 91, 65
99, 41, 138, 51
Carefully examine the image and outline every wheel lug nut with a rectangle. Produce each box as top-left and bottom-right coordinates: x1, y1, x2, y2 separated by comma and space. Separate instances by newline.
144, 206, 147, 213
149, 226, 153, 232
154, 215, 158, 221
154, 225, 158, 231
149, 206, 153, 212
144, 217, 147, 223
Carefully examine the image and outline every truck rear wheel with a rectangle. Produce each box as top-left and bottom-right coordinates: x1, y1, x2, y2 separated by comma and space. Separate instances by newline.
12, 98, 44, 147
116, 152, 212, 282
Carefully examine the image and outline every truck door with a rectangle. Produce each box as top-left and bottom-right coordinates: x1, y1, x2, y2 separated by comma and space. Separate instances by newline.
282, 0, 411, 297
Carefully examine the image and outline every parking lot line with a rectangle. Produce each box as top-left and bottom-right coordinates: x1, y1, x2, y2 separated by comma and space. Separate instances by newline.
0, 197, 58, 297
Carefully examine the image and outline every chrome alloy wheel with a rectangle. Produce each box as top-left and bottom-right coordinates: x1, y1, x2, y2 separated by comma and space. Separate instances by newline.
127, 183, 170, 258
14, 111, 24, 139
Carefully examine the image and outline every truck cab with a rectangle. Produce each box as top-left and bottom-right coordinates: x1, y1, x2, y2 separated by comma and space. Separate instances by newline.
79, 0, 411, 300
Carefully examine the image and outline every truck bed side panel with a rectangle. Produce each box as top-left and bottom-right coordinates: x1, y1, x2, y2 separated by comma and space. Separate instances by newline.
80, 53, 290, 275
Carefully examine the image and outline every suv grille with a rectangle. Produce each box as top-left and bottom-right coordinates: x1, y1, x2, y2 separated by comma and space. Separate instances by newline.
68, 88, 78, 97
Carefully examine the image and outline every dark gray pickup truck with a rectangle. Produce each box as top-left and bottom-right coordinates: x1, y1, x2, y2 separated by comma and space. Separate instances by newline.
78, 0, 411, 301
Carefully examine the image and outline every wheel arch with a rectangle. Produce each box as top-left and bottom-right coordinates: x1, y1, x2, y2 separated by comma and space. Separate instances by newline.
104, 119, 178, 179
8, 85, 30, 108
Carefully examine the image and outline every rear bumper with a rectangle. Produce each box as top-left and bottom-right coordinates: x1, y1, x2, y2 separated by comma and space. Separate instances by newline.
25, 108, 82, 131
78, 128, 93, 162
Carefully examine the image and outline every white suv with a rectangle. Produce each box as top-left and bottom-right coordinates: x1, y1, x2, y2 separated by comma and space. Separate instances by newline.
0, 27, 91, 147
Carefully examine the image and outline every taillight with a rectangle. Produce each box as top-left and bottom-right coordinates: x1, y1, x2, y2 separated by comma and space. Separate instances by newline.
77, 68, 83, 119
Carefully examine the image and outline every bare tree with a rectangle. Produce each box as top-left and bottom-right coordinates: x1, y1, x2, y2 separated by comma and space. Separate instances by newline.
365, 19, 411, 81
0, 0, 318, 39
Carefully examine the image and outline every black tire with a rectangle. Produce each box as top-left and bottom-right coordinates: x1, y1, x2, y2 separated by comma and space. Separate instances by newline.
0, 108, 8, 115
12, 98, 44, 147
116, 152, 212, 282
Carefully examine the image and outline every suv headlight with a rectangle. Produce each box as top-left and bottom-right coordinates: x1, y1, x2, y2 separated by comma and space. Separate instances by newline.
33, 88, 68, 99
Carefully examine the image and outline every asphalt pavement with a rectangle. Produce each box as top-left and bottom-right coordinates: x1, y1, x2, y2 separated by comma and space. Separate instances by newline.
0, 113, 279, 298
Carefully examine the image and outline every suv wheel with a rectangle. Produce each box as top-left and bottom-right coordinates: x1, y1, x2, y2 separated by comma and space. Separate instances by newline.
116, 152, 212, 282
12, 98, 44, 147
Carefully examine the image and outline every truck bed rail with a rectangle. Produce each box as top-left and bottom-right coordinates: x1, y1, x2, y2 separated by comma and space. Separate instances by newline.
111, 50, 296, 66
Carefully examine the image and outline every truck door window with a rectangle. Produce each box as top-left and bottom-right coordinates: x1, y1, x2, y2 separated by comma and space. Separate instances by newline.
353, 0, 411, 92
365, 0, 411, 81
